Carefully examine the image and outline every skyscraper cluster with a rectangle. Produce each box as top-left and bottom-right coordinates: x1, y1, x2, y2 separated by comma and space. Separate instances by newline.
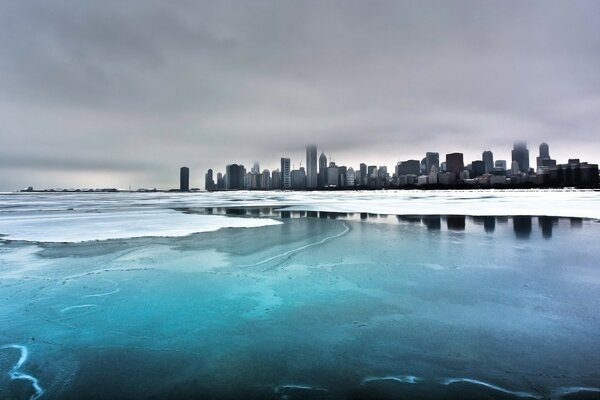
193, 142, 598, 192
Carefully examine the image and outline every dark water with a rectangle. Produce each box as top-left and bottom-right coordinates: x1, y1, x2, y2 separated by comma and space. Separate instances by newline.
1, 209, 600, 399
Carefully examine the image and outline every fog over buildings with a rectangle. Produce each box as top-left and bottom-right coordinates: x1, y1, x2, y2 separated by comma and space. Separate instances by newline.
1, 0, 600, 190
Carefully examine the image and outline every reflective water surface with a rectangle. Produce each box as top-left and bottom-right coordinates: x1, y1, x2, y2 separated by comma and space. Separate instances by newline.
1, 194, 600, 399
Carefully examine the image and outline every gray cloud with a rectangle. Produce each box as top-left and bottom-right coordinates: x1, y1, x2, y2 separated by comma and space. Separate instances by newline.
1, 0, 599, 190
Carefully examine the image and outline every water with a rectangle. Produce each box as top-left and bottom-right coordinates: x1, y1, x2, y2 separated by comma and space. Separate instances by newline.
1, 192, 600, 399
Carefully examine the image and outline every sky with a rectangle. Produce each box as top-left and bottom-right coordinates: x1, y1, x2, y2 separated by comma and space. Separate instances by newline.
1, 0, 599, 190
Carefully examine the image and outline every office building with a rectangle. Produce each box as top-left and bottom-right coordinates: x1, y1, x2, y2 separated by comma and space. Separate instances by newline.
306, 145, 318, 189
482, 150, 494, 173
446, 153, 464, 175
180, 167, 189, 191
291, 167, 306, 189
281, 158, 291, 189
318, 153, 328, 188
425, 152, 440, 174
511, 142, 530, 173
205, 169, 215, 191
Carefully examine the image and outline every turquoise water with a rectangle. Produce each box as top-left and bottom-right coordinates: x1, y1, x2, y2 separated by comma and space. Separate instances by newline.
1, 194, 600, 399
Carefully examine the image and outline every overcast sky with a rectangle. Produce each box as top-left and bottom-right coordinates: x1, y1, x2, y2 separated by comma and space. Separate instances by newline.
1, 0, 599, 190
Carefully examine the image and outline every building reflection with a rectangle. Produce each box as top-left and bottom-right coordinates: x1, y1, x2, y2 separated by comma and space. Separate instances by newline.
513, 216, 532, 239
538, 216, 558, 239
422, 215, 441, 230
447, 215, 466, 231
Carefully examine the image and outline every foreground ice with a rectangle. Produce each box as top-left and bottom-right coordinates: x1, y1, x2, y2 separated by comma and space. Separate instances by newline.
1, 191, 600, 399
0, 209, 281, 242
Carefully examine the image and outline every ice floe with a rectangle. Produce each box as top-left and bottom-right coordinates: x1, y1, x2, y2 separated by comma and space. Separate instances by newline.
0, 209, 281, 243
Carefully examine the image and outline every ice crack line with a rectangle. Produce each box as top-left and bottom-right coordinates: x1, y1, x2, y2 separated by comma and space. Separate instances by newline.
1, 344, 44, 400
241, 222, 351, 269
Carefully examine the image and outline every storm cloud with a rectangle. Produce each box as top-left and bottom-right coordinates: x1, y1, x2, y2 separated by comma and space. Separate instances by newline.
1, 0, 599, 189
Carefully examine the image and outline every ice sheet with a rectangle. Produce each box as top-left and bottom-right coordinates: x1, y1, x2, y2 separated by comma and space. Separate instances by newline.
0, 209, 281, 243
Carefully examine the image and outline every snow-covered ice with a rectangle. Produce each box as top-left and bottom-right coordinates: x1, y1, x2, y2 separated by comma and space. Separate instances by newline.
1, 191, 599, 399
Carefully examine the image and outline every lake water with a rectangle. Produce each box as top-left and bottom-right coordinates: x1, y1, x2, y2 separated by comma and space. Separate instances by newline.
1, 191, 599, 400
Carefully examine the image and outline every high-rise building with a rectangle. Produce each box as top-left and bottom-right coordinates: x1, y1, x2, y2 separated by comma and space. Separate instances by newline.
216, 172, 224, 189
205, 169, 215, 191
396, 160, 421, 176
511, 142, 530, 173
225, 164, 243, 190
318, 153, 328, 188
495, 160, 507, 171
471, 160, 486, 178
180, 167, 189, 191
271, 169, 281, 189
261, 170, 271, 189
291, 167, 306, 189
327, 162, 339, 187
346, 167, 355, 186
359, 163, 367, 186
251, 161, 260, 174
445, 153, 464, 175
425, 152, 440, 174
338, 166, 347, 187
482, 150, 494, 173
281, 158, 291, 189
306, 145, 318, 189
420, 158, 427, 175
537, 142, 554, 168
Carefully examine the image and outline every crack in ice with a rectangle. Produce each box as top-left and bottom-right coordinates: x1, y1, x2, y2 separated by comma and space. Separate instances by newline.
241, 222, 350, 269
1, 344, 44, 400
441, 377, 543, 399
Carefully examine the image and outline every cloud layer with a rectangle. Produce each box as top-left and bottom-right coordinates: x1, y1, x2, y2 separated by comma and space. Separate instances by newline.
1, 0, 599, 189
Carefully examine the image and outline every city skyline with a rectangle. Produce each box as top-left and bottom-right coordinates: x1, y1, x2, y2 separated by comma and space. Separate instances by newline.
197, 141, 597, 191
2, 1, 600, 191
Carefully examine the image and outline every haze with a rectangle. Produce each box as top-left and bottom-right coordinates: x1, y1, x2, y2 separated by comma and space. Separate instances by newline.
1, 0, 599, 190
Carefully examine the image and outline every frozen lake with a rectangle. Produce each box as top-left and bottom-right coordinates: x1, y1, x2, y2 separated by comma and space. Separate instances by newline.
1, 191, 599, 399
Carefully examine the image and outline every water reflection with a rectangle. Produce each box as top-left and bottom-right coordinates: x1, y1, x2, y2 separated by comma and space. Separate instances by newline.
192, 207, 589, 240
538, 216, 558, 239
513, 216, 532, 239
447, 215, 466, 231
422, 216, 441, 230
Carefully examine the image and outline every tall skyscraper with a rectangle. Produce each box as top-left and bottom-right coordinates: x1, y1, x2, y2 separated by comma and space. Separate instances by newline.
291, 167, 306, 189
281, 158, 291, 189
205, 169, 214, 191
537, 142, 552, 168
482, 150, 494, 173
318, 153, 327, 188
425, 152, 440, 175
271, 169, 281, 189
180, 167, 189, 191
446, 153, 464, 175
359, 163, 367, 186
511, 142, 530, 173
471, 160, 485, 178
251, 161, 260, 174
225, 164, 242, 190
346, 167, 355, 186
306, 145, 318, 189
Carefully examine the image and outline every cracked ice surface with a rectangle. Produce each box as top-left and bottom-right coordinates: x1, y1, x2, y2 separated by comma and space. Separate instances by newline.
1, 191, 600, 399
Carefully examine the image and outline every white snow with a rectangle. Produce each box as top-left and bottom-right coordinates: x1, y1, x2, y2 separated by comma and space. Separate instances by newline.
0, 209, 281, 243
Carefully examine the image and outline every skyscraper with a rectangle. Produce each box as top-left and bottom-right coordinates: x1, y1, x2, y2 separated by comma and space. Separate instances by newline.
225, 164, 242, 190
306, 145, 318, 189
537, 142, 552, 168
482, 150, 494, 173
425, 152, 440, 175
180, 167, 189, 191
346, 167, 355, 186
445, 153, 464, 175
205, 169, 214, 191
359, 163, 367, 186
511, 142, 530, 173
318, 153, 327, 188
281, 158, 291, 189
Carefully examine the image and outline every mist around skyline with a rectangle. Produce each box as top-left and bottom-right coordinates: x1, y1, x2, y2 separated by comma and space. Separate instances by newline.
1, 0, 600, 190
